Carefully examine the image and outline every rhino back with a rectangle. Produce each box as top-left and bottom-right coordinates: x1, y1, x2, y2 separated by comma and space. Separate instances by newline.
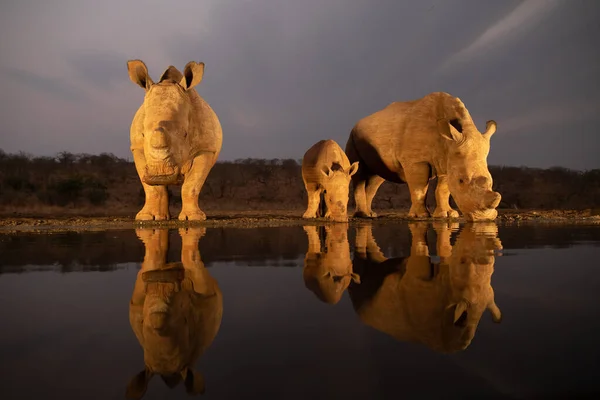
302, 139, 350, 185
350, 92, 472, 177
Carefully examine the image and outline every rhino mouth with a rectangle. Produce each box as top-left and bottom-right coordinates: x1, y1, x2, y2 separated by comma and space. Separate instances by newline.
143, 165, 182, 185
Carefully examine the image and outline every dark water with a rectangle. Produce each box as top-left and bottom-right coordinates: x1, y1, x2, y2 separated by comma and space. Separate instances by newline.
1, 222, 600, 400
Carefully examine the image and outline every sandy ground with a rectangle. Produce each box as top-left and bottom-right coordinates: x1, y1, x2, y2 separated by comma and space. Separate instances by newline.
0, 208, 599, 233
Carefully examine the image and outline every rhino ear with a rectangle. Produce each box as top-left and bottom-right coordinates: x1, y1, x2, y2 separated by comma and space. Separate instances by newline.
347, 161, 359, 177
482, 120, 497, 140
438, 118, 464, 143
180, 61, 205, 90
127, 60, 154, 90
126, 368, 153, 400
158, 65, 184, 83
183, 368, 206, 395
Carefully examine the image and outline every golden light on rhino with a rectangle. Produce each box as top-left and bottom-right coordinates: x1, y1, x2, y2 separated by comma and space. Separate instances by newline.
302, 139, 359, 222
127, 60, 223, 221
345, 92, 501, 221
302, 224, 360, 304
349, 222, 502, 353
126, 228, 223, 399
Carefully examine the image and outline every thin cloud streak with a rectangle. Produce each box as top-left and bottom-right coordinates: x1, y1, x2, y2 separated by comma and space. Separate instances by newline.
438, 0, 562, 73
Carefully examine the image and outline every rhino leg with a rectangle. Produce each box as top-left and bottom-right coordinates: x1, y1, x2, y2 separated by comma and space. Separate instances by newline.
406, 222, 436, 280
432, 175, 459, 218
132, 150, 170, 220
303, 183, 322, 219
179, 153, 214, 221
432, 221, 457, 260
364, 175, 385, 217
405, 163, 431, 219
351, 173, 380, 218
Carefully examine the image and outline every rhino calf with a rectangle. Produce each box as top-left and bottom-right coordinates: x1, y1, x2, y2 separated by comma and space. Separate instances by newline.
303, 224, 360, 304
346, 92, 501, 221
127, 60, 223, 221
302, 139, 359, 222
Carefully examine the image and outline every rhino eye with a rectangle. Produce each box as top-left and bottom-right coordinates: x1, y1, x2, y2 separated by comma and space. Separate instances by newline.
459, 179, 464, 184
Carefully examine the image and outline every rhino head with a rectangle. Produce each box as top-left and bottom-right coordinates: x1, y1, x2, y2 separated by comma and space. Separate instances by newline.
303, 224, 360, 304
443, 223, 503, 351
127, 60, 205, 186
321, 162, 359, 222
438, 118, 501, 221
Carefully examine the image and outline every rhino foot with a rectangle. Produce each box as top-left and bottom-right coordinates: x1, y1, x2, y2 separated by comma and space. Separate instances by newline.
135, 209, 169, 221
353, 210, 377, 218
432, 208, 460, 219
178, 209, 207, 221
407, 207, 430, 219
302, 211, 317, 219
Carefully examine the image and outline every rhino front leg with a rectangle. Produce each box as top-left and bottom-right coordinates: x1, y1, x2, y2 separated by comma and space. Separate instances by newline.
132, 149, 169, 220
432, 175, 459, 218
179, 153, 214, 221
303, 183, 322, 219
405, 163, 431, 219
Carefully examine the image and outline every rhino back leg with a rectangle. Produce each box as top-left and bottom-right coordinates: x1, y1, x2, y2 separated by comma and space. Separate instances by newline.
132, 149, 170, 220
346, 135, 373, 218
364, 175, 385, 217
179, 152, 216, 221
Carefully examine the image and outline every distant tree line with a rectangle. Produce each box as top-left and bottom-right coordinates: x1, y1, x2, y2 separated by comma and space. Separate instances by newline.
0, 149, 599, 215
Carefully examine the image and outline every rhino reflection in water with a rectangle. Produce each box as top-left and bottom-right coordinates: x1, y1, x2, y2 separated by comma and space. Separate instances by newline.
303, 224, 361, 304
349, 222, 502, 353
126, 228, 223, 399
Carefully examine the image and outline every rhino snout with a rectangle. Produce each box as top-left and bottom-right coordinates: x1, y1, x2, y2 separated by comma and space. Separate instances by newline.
150, 128, 170, 149
148, 312, 169, 332
486, 191, 501, 209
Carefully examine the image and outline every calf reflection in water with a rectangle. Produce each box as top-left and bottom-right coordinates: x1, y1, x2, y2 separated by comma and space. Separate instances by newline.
303, 224, 361, 304
349, 222, 502, 353
126, 228, 223, 399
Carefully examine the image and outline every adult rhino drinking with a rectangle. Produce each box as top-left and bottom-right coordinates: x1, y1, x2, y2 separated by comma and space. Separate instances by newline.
127, 60, 223, 221
345, 92, 501, 221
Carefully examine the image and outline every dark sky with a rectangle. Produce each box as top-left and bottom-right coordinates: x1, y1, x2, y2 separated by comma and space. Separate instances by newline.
1, 0, 598, 170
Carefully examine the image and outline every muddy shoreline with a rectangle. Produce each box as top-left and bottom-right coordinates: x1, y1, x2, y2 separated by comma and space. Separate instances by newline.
0, 208, 599, 233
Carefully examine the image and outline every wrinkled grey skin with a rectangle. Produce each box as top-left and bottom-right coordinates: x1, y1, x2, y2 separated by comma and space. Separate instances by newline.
126, 228, 222, 399
345, 92, 501, 221
349, 222, 502, 353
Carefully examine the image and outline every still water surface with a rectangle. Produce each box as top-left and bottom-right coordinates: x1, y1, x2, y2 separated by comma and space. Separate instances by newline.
1, 222, 599, 400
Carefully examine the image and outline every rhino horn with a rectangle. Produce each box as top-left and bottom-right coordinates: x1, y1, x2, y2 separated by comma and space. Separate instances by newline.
158, 65, 184, 83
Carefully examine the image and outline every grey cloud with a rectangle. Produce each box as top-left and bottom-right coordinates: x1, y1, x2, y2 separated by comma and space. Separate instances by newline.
1, 0, 598, 169
65, 50, 131, 89
2, 67, 85, 102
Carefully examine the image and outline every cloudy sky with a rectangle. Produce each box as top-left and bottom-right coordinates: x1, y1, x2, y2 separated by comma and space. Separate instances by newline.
0, 0, 598, 170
